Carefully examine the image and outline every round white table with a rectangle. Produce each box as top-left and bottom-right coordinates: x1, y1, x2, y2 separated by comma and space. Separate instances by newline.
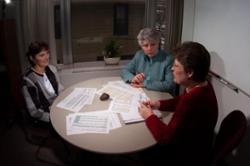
50, 77, 172, 154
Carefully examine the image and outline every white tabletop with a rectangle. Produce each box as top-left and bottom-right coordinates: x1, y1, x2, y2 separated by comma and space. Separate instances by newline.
50, 76, 172, 154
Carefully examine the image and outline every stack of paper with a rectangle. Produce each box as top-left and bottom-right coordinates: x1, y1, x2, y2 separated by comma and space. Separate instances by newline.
98, 81, 162, 124
120, 110, 144, 124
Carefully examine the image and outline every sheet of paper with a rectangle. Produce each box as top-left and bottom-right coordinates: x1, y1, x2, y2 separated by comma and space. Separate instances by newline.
120, 95, 144, 123
75, 88, 96, 104
70, 113, 109, 134
108, 90, 146, 113
66, 110, 122, 135
82, 111, 122, 130
120, 109, 144, 124
121, 109, 162, 124
107, 80, 143, 93
108, 100, 131, 113
66, 115, 86, 135
104, 91, 148, 123
108, 112, 122, 130
56, 88, 96, 112
96, 84, 136, 100
119, 92, 162, 124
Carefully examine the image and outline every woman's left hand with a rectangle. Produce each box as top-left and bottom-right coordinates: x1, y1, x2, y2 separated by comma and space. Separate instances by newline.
131, 82, 144, 88
138, 102, 153, 119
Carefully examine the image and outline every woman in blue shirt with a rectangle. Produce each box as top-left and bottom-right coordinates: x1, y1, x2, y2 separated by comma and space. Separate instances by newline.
121, 28, 175, 94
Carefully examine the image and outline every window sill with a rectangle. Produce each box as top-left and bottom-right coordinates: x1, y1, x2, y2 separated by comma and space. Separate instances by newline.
57, 60, 129, 73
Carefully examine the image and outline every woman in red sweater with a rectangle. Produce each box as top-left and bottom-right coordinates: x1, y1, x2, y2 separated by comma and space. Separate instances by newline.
139, 41, 218, 165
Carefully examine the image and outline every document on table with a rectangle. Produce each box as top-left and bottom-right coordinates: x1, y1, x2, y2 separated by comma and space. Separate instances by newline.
66, 112, 109, 135
121, 109, 162, 124
97, 82, 148, 123
118, 93, 146, 123
108, 100, 131, 113
119, 92, 162, 124
66, 110, 121, 135
96, 81, 143, 101
106, 85, 144, 113
96, 84, 125, 99
56, 88, 96, 112
107, 81, 143, 94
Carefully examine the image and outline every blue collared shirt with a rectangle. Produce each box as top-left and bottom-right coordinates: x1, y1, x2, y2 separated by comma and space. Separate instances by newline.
121, 49, 175, 94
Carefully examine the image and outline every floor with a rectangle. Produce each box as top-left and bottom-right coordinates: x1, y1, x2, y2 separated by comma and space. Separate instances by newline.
0, 113, 145, 166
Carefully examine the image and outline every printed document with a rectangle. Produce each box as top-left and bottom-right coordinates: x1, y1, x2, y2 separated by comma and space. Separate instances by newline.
67, 112, 109, 134
66, 110, 121, 135
56, 88, 96, 112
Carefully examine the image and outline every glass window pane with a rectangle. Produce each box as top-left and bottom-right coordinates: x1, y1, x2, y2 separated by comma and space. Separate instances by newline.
54, 4, 63, 64
70, 0, 145, 63
114, 4, 128, 36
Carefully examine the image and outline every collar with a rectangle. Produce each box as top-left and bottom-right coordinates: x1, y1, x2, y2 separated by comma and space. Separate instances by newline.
144, 49, 161, 61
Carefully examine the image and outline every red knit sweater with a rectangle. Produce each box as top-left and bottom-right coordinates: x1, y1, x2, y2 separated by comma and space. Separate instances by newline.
145, 81, 218, 162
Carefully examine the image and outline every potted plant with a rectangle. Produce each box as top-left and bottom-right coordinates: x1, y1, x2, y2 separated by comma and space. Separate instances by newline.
103, 38, 121, 65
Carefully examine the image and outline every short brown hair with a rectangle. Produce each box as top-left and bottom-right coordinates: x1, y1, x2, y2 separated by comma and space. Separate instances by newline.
26, 41, 49, 66
173, 41, 210, 82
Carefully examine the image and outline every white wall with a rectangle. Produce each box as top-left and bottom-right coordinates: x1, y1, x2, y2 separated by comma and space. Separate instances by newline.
193, 0, 250, 96
181, 0, 195, 42
182, 0, 250, 123
211, 77, 250, 166
182, 0, 250, 165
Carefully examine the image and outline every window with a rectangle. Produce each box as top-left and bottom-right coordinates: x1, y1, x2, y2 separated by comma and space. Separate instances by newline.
114, 4, 128, 36
54, 5, 61, 39
55, 0, 146, 64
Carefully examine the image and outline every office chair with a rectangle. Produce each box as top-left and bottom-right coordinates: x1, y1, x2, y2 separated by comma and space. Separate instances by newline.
211, 110, 247, 166
19, 107, 71, 166
19, 91, 70, 165
19, 107, 50, 145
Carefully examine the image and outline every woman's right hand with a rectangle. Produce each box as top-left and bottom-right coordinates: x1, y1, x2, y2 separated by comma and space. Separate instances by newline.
132, 73, 145, 84
142, 100, 160, 109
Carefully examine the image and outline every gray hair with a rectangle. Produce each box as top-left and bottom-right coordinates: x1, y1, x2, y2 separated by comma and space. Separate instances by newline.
137, 28, 161, 46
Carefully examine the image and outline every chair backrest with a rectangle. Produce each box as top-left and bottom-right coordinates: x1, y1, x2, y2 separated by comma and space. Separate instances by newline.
212, 110, 247, 165
19, 89, 51, 145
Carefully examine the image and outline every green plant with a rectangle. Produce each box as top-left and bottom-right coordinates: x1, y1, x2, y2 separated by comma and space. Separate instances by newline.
103, 39, 121, 58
